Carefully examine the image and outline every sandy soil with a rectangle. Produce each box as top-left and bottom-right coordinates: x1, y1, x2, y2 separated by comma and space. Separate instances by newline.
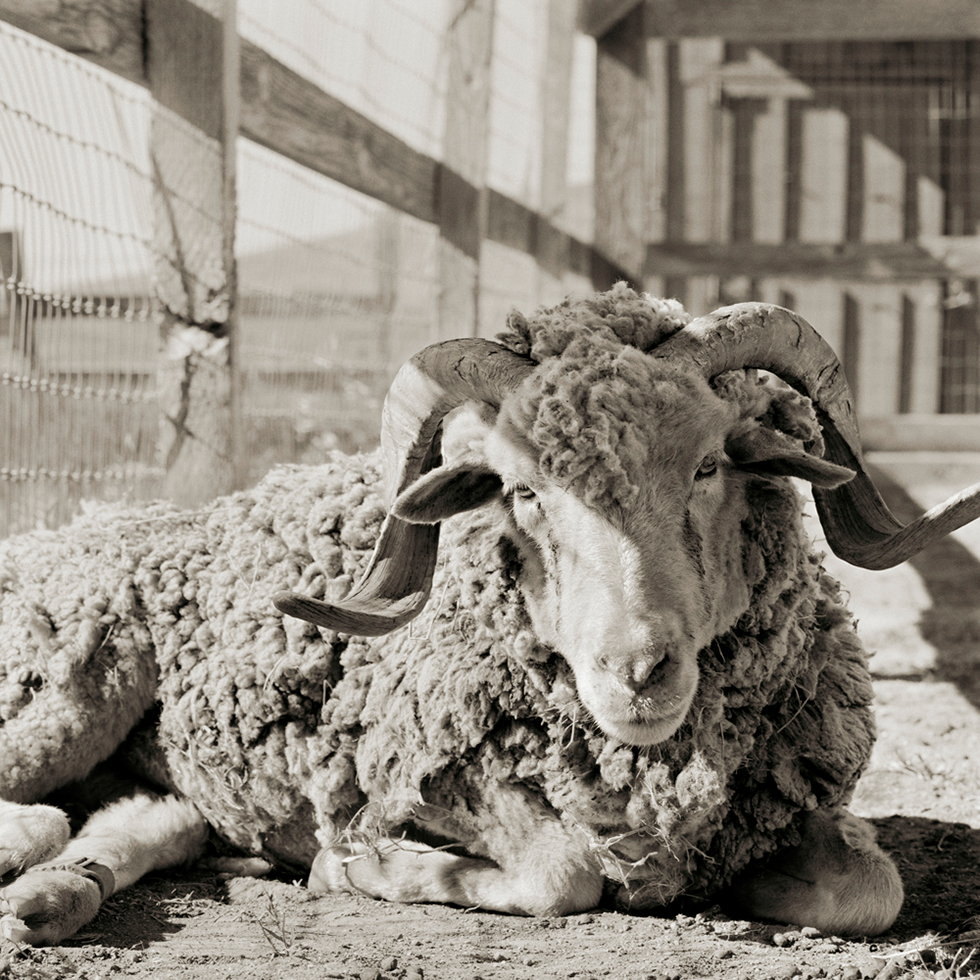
2, 454, 979, 980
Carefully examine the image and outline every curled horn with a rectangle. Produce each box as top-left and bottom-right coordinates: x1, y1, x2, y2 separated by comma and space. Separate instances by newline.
656, 302, 980, 570
274, 339, 536, 635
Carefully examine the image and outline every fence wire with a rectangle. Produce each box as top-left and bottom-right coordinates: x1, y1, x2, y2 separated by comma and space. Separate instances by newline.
0, 21, 162, 535
236, 138, 441, 483
0, 0, 583, 537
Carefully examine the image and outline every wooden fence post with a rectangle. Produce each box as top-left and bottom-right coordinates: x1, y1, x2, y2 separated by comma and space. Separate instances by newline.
439, 0, 495, 339
148, 0, 241, 506
594, 4, 651, 285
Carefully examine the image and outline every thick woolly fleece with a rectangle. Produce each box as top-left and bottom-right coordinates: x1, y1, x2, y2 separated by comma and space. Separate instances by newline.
0, 284, 874, 906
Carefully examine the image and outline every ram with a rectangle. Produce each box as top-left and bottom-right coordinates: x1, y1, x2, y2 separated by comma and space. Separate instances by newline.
2, 286, 975, 946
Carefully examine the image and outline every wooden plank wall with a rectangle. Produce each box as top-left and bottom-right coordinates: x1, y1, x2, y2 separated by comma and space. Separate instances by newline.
640, 38, 955, 420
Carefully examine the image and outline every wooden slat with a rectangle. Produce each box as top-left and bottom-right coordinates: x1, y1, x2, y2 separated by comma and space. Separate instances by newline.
800, 107, 849, 243
595, 5, 649, 282
852, 284, 901, 415
638, 0, 980, 40
579, 0, 643, 38
899, 292, 915, 414
750, 98, 787, 244
680, 40, 726, 243
645, 241, 955, 280
541, 0, 576, 232
729, 97, 762, 242
440, 0, 492, 351
664, 41, 685, 243
0, 0, 145, 86
907, 282, 943, 413
842, 291, 861, 407
861, 133, 905, 244
644, 38, 669, 243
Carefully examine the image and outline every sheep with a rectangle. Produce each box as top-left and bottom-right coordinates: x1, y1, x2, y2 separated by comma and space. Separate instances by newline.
2, 285, 977, 947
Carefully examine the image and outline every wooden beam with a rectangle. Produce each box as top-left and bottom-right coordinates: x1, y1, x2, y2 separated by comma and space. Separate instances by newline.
640, 0, 980, 40
645, 240, 956, 280
0, 0, 145, 85
240, 41, 439, 226
579, 0, 642, 38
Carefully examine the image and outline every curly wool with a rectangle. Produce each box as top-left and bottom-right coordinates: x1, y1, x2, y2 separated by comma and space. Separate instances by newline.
491, 284, 829, 514
0, 459, 384, 865
496, 281, 691, 361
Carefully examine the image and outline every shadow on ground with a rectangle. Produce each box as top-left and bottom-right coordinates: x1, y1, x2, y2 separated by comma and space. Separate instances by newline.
869, 464, 980, 709
874, 815, 980, 936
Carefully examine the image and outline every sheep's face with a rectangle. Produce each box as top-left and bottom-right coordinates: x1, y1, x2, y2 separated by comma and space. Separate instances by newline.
486, 436, 744, 745
394, 350, 853, 747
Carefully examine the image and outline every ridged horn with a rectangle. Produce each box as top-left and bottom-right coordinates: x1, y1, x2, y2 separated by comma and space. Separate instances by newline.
274, 338, 536, 635
655, 302, 980, 570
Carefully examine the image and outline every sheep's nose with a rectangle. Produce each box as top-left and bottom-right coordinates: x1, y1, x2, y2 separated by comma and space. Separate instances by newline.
600, 649, 668, 694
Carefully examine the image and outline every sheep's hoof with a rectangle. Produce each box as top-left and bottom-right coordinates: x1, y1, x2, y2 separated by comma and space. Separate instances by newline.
308, 844, 361, 895
309, 841, 437, 904
0, 804, 71, 876
0, 868, 102, 945
721, 810, 904, 937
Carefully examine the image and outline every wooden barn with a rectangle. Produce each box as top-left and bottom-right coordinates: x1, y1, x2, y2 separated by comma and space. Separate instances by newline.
585, 0, 980, 447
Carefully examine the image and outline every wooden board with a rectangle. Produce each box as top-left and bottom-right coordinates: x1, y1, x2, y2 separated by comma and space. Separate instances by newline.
639, 0, 980, 40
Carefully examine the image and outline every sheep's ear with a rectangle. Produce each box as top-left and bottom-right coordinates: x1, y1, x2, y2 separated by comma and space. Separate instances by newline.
393, 463, 503, 524
727, 426, 856, 489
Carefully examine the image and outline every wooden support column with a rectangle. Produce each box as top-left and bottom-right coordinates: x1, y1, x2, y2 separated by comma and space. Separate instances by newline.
538, 0, 576, 300
594, 4, 650, 285
440, 0, 494, 339
148, 0, 241, 506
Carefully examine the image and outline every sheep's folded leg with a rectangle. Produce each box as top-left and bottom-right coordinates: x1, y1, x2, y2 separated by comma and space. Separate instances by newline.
310, 785, 603, 917
310, 837, 602, 917
721, 809, 904, 937
0, 790, 207, 945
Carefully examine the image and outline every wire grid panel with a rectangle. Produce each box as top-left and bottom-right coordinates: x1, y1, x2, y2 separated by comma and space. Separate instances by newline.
661, 40, 979, 416
238, 0, 450, 159
236, 138, 440, 481
0, 22, 164, 536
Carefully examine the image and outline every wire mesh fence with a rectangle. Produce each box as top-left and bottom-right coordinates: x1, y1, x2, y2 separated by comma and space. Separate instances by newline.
0, 21, 162, 534
0, 0, 594, 536
235, 137, 442, 482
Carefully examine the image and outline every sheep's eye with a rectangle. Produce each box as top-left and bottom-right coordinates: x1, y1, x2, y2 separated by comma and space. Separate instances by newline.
695, 457, 719, 480
512, 483, 537, 501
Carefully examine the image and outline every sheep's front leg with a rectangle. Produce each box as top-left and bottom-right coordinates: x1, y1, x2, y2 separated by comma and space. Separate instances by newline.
722, 809, 904, 937
310, 784, 602, 917
0, 790, 206, 945
0, 801, 72, 876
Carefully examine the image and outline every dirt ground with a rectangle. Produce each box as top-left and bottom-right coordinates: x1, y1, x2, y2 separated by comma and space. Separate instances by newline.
2, 453, 979, 980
